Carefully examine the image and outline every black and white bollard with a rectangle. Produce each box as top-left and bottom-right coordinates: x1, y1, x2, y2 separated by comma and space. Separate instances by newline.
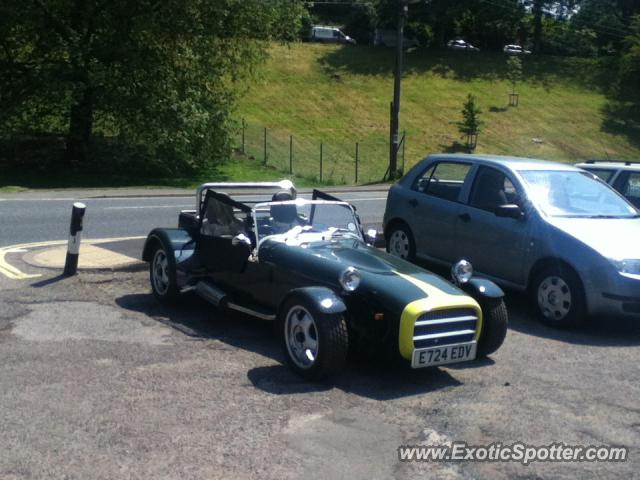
63, 202, 86, 276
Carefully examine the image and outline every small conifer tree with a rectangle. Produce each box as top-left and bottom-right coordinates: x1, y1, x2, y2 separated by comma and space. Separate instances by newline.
457, 94, 482, 151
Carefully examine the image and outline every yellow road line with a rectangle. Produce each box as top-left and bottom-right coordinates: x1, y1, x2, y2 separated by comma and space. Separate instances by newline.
0, 235, 146, 280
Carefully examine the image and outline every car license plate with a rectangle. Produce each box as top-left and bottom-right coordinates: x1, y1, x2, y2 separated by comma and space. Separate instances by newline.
411, 342, 477, 368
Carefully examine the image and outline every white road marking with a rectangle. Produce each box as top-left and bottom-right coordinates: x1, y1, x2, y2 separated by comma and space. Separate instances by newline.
0, 197, 191, 202
342, 196, 387, 201
0, 235, 146, 280
98, 198, 385, 210
0, 194, 387, 203
103, 205, 192, 210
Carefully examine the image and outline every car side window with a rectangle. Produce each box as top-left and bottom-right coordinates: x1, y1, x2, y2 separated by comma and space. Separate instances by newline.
616, 172, 640, 208
469, 167, 521, 212
412, 162, 472, 202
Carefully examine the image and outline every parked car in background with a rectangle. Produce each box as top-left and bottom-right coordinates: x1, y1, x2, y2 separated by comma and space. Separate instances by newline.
373, 29, 419, 48
383, 154, 640, 327
503, 44, 531, 54
576, 160, 640, 209
447, 39, 480, 52
310, 26, 356, 45
142, 181, 508, 380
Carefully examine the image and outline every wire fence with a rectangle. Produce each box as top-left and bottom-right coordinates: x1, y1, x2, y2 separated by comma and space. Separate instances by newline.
236, 119, 406, 185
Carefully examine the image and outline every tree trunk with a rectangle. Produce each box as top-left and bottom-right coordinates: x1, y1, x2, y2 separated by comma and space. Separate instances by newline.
532, 0, 543, 53
65, 81, 93, 166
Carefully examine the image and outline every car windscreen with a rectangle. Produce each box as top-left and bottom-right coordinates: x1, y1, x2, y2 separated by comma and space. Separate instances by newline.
253, 200, 361, 244
520, 170, 639, 218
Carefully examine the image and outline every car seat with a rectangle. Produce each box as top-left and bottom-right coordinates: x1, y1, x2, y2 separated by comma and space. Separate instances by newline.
270, 191, 303, 233
471, 169, 508, 211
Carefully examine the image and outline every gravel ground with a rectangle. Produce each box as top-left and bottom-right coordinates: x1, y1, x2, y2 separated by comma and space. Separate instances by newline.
0, 267, 639, 480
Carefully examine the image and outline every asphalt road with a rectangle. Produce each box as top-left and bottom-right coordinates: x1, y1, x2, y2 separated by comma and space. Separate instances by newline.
0, 189, 388, 248
0, 266, 639, 479
1, 186, 639, 479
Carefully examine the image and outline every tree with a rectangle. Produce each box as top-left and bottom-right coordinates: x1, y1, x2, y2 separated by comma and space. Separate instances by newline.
0, 0, 304, 173
507, 55, 523, 106
619, 14, 640, 100
572, 0, 627, 53
532, 0, 546, 52
457, 94, 482, 151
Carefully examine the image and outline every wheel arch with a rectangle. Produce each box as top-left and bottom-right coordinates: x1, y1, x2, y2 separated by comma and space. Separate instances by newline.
527, 257, 585, 294
142, 228, 194, 262
278, 287, 347, 319
384, 217, 412, 240
142, 234, 163, 262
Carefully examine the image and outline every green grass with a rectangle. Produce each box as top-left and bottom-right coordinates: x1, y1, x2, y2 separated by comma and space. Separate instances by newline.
236, 43, 639, 183
3, 43, 638, 190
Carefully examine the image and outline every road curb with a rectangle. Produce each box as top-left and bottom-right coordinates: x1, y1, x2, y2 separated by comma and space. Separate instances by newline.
0, 184, 392, 200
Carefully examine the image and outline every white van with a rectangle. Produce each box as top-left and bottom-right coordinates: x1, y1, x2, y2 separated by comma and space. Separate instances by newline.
310, 26, 356, 45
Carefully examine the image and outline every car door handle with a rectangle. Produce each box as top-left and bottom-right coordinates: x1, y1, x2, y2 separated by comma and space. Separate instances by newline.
458, 212, 471, 222
408, 199, 418, 207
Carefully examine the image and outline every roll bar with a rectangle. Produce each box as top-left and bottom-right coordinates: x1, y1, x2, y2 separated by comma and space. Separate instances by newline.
195, 180, 296, 211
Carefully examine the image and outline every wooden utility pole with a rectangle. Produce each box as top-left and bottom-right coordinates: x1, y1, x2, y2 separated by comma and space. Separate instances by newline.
388, 0, 407, 180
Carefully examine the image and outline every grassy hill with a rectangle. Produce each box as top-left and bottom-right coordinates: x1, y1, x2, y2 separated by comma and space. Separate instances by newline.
237, 43, 639, 184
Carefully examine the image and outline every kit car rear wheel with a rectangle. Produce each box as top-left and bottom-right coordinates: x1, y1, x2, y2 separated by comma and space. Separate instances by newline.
150, 245, 179, 303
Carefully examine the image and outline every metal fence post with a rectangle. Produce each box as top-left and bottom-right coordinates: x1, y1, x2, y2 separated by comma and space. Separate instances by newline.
241, 119, 246, 154
320, 142, 323, 183
63, 202, 86, 276
289, 135, 293, 174
402, 129, 406, 174
263, 127, 268, 165
355, 142, 359, 184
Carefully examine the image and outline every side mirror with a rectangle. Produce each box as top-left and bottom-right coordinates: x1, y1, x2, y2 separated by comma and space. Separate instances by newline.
494, 204, 524, 220
365, 229, 378, 246
232, 233, 252, 247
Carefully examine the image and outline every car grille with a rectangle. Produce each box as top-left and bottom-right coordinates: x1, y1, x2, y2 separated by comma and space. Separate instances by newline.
413, 308, 478, 349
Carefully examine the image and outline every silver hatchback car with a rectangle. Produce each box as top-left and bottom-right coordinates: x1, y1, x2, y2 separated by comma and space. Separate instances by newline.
383, 154, 640, 326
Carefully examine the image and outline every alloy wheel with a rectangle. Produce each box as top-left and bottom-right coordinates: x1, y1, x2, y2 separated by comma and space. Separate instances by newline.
284, 306, 319, 369
152, 249, 170, 295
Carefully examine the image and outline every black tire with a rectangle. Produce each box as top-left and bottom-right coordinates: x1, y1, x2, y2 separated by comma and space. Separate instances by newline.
149, 244, 179, 304
386, 222, 416, 262
279, 295, 349, 381
477, 297, 508, 357
531, 265, 586, 327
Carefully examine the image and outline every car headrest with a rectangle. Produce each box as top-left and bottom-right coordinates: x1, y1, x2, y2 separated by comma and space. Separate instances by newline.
270, 203, 298, 224
272, 191, 293, 202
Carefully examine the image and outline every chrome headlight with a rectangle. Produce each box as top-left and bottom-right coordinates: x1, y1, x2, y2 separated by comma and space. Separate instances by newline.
451, 259, 473, 285
610, 259, 640, 279
340, 266, 361, 292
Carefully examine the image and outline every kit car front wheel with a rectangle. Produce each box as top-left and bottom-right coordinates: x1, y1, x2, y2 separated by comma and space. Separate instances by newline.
279, 295, 348, 381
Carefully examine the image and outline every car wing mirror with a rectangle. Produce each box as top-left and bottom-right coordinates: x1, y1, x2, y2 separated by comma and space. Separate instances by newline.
494, 204, 524, 220
365, 229, 378, 246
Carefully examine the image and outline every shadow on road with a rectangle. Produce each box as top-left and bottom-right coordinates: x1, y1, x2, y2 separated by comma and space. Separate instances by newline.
247, 363, 463, 400
116, 292, 467, 400
506, 291, 640, 347
415, 259, 640, 347
30, 274, 68, 288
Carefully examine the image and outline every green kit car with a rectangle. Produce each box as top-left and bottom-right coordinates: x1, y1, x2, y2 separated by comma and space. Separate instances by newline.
142, 181, 508, 380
